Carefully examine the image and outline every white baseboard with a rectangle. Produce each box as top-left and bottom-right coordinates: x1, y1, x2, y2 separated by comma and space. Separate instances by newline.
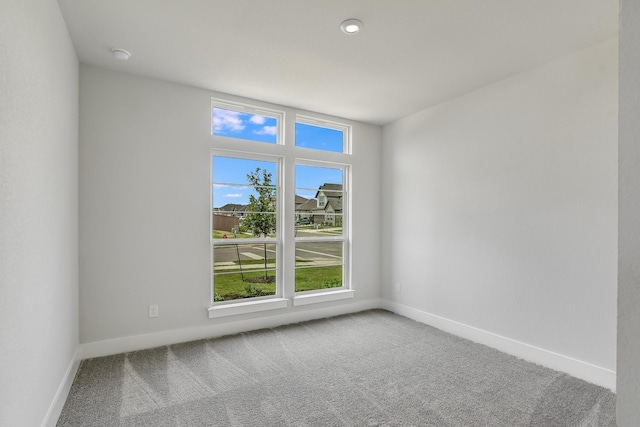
80, 298, 383, 359
77, 298, 614, 393
41, 346, 81, 427
382, 300, 616, 392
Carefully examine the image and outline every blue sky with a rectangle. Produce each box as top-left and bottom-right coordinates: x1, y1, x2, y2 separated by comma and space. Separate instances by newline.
212, 108, 344, 207
212, 108, 277, 143
295, 122, 343, 152
212, 107, 344, 152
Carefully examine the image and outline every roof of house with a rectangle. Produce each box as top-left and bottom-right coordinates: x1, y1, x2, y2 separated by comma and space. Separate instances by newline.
326, 198, 342, 211
296, 199, 318, 212
315, 183, 342, 199
215, 203, 248, 213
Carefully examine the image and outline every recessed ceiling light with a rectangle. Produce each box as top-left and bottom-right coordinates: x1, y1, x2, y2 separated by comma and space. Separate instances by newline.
111, 48, 131, 61
340, 19, 363, 35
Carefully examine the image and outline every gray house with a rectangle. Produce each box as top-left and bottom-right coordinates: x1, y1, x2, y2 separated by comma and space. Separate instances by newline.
296, 183, 343, 226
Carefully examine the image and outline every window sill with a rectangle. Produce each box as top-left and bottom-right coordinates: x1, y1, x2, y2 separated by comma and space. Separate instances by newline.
293, 289, 355, 307
208, 298, 288, 319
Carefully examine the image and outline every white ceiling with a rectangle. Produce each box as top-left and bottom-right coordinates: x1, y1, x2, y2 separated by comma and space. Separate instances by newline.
57, 0, 618, 126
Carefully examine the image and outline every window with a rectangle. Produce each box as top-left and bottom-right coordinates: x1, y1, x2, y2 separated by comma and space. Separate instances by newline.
210, 101, 352, 315
294, 164, 346, 293
295, 117, 349, 153
212, 155, 279, 302
212, 99, 282, 144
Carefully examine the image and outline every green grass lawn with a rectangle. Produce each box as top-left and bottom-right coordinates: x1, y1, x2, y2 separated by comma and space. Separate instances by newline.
295, 266, 342, 292
212, 230, 255, 239
213, 265, 342, 301
213, 270, 277, 301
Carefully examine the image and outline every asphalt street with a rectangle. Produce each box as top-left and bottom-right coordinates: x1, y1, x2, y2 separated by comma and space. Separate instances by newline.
213, 227, 343, 270
213, 240, 341, 264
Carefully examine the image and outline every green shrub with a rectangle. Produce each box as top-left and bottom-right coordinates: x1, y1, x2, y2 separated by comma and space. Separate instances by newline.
322, 278, 342, 288
244, 284, 267, 297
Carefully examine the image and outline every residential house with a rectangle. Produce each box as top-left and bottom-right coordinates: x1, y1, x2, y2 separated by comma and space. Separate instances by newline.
214, 203, 249, 218
212, 203, 248, 232
295, 195, 309, 209
294, 184, 343, 226
313, 183, 342, 226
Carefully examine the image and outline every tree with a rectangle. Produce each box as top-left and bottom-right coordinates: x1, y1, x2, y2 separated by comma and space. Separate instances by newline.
243, 167, 276, 280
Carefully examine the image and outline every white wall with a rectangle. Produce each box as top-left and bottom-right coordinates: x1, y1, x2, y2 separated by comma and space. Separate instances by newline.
0, 1, 79, 426
618, 1, 640, 424
382, 39, 618, 382
79, 65, 382, 346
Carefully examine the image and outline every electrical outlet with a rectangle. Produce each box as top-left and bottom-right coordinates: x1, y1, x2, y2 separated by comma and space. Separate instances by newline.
394, 283, 402, 293
149, 304, 159, 318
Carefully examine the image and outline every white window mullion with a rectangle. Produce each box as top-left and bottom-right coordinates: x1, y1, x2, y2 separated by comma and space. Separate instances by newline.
343, 166, 351, 292
282, 110, 297, 299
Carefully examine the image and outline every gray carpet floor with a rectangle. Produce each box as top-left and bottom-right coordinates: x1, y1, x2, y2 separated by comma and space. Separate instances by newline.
57, 310, 616, 426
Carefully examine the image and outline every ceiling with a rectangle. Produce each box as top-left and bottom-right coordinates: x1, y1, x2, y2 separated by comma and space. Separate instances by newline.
57, 0, 618, 126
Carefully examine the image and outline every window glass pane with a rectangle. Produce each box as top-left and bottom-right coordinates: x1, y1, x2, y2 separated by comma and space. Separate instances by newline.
295, 165, 343, 235
295, 241, 343, 292
295, 122, 343, 152
212, 156, 277, 239
213, 243, 276, 301
213, 107, 277, 144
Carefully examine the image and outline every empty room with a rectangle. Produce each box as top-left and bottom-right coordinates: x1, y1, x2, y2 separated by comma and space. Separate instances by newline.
2, 0, 640, 426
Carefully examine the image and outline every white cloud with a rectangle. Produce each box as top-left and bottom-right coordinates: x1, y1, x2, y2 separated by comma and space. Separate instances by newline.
254, 125, 277, 136
213, 109, 245, 133
249, 115, 266, 125
213, 183, 229, 188
225, 193, 243, 198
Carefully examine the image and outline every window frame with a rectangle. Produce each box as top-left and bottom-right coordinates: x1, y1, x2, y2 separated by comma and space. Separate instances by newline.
295, 115, 351, 154
211, 150, 283, 305
212, 98, 284, 145
293, 160, 349, 295
208, 102, 354, 317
